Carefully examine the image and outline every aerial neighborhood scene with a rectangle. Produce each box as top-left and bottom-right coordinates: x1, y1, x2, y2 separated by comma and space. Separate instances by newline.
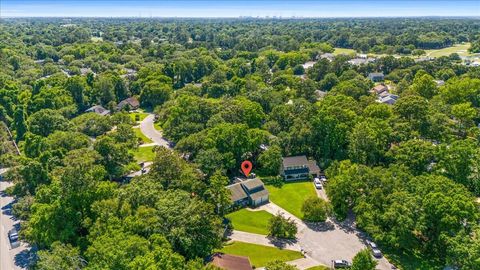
1, 0, 480, 269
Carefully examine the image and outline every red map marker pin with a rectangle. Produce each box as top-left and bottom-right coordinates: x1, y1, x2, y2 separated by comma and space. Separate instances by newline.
241, 160, 252, 177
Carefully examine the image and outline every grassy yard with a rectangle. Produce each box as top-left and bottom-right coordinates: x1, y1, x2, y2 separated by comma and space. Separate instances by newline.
131, 146, 156, 163
218, 241, 303, 268
226, 209, 273, 235
333, 47, 356, 55
306, 266, 330, 270
425, 43, 473, 58
266, 181, 316, 218
154, 121, 162, 131
133, 127, 152, 144
130, 112, 149, 123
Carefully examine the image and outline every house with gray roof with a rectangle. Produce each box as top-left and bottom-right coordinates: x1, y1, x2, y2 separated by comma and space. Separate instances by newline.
226, 178, 269, 208
85, 105, 110, 116
280, 155, 320, 181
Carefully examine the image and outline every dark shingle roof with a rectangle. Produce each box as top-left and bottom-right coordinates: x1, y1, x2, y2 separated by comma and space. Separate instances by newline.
227, 183, 248, 202
282, 155, 308, 167
241, 178, 264, 191
249, 189, 270, 202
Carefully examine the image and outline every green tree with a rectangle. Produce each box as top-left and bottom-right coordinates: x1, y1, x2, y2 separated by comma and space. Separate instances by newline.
301, 196, 331, 222
13, 105, 28, 142
351, 249, 377, 270
269, 213, 297, 239
265, 260, 298, 270
205, 171, 231, 216
258, 145, 282, 176
36, 242, 86, 270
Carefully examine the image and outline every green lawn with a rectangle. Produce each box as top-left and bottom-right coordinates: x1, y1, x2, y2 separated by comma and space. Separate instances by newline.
226, 209, 273, 235
333, 47, 356, 56
425, 43, 474, 58
133, 127, 153, 144
382, 247, 443, 270
266, 181, 316, 218
218, 241, 303, 268
131, 146, 156, 163
154, 121, 162, 131
130, 112, 149, 123
306, 266, 330, 270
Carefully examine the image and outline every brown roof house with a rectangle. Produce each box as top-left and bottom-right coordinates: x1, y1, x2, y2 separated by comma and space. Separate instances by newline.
210, 253, 253, 270
280, 155, 320, 181
117, 97, 140, 111
226, 178, 269, 208
370, 84, 388, 95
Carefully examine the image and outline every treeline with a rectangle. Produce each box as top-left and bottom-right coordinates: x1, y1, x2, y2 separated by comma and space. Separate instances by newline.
0, 18, 479, 269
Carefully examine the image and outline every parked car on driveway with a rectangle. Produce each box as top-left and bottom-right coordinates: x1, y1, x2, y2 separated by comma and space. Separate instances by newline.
314, 178, 323, 189
366, 240, 383, 258
8, 228, 18, 242
320, 175, 327, 184
333, 259, 351, 268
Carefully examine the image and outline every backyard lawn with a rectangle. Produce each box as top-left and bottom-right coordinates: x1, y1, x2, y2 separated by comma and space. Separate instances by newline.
226, 208, 273, 235
133, 127, 152, 144
132, 145, 156, 163
218, 241, 303, 268
333, 47, 356, 55
266, 181, 316, 218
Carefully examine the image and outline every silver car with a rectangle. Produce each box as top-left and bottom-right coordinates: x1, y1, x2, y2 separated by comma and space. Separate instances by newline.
366, 240, 382, 258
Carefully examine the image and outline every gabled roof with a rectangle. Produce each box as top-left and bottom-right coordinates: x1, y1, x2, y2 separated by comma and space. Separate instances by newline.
227, 183, 248, 202
118, 97, 140, 109
368, 72, 384, 77
85, 105, 110, 116
210, 253, 253, 270
241, 178, 264, 191
282, 155, 308, 168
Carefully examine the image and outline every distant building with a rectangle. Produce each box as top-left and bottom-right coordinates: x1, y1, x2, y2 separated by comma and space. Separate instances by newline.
117, 97, 140, 111
319, 53, 335, 61
209, 253, 253, 270
85, 105, 110, 116
377, 94, 399, 105
434, 80, 445, 87
368, 72, 385, 82
280, 156, 320, 181
314, 90, 327, 100
348, 57, 375, 66
227, 178, 269, 208
370, 84, 388, 95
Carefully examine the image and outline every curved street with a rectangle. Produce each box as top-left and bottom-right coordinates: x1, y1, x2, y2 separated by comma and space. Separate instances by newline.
139, 114, 171, 149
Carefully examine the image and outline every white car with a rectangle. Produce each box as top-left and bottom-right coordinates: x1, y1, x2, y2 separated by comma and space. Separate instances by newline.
366, 240, 382, 258
314, 178, 323, 189
320, 175, 327, 184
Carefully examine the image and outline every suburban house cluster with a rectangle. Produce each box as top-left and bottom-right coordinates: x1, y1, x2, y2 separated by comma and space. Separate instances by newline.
84, 96, 140, 116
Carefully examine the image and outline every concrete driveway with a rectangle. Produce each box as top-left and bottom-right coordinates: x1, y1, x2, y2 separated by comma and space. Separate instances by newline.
139, 114, 172, 149
252, 202, 394, 269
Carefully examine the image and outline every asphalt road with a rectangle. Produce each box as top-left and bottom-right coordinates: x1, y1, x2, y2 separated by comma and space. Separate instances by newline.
0, 181, 29, 270
139, 114, 172, 149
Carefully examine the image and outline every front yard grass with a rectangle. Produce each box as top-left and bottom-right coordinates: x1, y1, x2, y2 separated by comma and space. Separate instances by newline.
133, 127, 153, 144
266, 181, 316, 219
218, 241, 303, 268
333, 47, 356, 55
131, 146, 156, 163
129, 112, 149, 123
226, 208, 273, 235
306, 266, 330, 270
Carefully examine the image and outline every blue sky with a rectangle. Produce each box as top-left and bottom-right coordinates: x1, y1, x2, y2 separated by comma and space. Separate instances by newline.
2, 0, 479, 18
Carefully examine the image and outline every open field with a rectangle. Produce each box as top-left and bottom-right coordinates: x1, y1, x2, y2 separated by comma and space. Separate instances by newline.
131, 145, 156, 163
333, 47, 356, 55
266, 181, 317, 218
226, 208, 273, 235
218, 241, 303, 267
425, 43, 474, 58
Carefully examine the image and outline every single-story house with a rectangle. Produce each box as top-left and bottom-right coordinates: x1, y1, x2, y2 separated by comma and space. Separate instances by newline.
280, 155, 320, 181
368, 72, 385, 82
117, 97, 140, 111
209, 253, 253, 270
348, 57, 375, 66
434, 80, 445, 87
319, 53, 334, 61
377, 94, 399, 105
85, 105, 110, 116
227, 178, 269, 208
371, 84, 388, 95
